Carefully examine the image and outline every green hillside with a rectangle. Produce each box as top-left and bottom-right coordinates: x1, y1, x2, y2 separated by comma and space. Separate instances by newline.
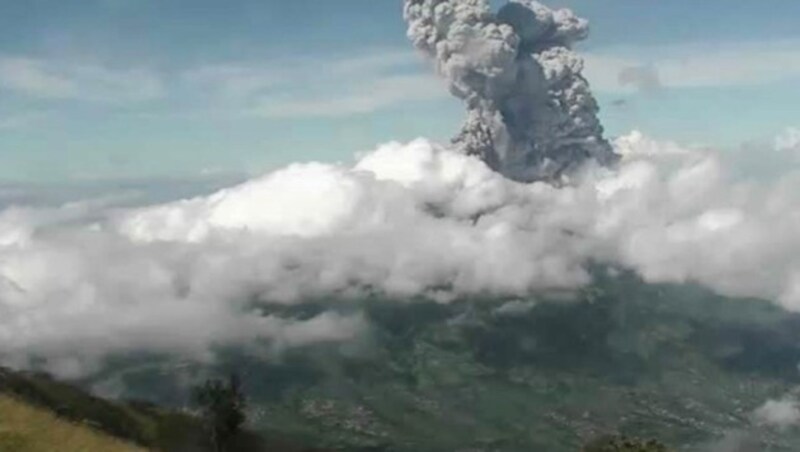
91, 271, 800, 451
0, 393, 145, 452
4, 271, 800, 451
1, 366, 210, 451
0, 367, 320, 452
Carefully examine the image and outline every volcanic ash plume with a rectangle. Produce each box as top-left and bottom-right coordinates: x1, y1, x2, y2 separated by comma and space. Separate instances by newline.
403, 0, 617, 182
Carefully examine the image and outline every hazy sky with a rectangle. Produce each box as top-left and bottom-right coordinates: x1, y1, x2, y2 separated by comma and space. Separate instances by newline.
2, 0, 800, 183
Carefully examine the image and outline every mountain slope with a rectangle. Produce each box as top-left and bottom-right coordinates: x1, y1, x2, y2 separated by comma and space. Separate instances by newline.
0, 393, 145, 452
0, 367, 321, 452
6, 271, 800, 451
93, 270, 800, 451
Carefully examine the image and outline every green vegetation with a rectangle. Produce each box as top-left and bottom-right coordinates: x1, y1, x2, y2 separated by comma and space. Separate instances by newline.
0, 367, 322, 452
0, 393, 144, 452
4, 271, 800, 451
143, 271, 797, 451
0, 366, 204, 450
582, 435, 670, 451
193, 373, 248, 452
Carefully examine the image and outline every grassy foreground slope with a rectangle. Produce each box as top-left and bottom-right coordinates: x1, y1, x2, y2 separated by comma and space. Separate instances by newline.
0, 366, 207, 451
0, 367, 321, 452
0, 394, 144, 452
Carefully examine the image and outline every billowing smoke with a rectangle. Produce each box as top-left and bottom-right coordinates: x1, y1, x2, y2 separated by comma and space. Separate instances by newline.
403, 0, 617, 182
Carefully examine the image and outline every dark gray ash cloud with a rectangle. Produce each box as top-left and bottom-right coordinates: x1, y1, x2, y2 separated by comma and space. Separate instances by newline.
403, 0, 618, 182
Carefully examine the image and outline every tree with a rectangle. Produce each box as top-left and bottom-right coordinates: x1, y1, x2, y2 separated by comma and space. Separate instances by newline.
582, 434, 671, 452
192, 373, 247, 452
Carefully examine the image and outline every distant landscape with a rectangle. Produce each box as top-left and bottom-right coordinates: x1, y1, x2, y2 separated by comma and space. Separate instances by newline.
5, 271, 791, 451
3, 1, 800, 451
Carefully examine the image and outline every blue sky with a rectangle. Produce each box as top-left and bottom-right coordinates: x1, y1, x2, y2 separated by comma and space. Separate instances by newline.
1, 0, 800, 183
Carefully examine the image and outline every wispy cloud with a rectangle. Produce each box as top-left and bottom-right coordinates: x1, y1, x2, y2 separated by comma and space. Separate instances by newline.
251, 73, 446, 119
617, 65, 662, 94
182, 65, 283, 102
0, 111, 47, 130
0, 49, 443, 118
0, 56, 165, 104
584, 39, 800, 93
182, 49, 446, 118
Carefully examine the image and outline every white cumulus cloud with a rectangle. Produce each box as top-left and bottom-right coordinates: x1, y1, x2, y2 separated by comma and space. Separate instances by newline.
3, 133, 800, 376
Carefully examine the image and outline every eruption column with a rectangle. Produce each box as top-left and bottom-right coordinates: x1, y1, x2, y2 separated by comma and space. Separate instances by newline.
403, 0, 618, 182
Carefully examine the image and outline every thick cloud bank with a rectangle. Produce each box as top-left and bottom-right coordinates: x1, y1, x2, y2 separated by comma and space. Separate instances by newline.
403, 0, 617, 182
2, 133, 800, 375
